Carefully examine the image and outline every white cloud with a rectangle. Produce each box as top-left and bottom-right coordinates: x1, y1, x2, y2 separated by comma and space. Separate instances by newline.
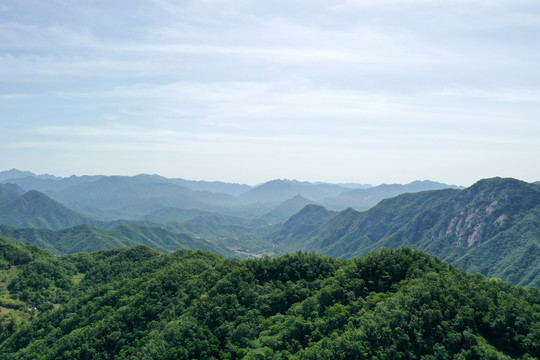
0, 93, 29, 99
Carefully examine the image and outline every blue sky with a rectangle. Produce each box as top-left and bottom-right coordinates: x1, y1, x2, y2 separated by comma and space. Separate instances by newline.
1, 0, 539, 185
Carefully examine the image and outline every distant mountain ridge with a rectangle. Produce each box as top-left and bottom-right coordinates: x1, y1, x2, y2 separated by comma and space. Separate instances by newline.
0, 170, 539, 287
239, 179, 351, 204
274, 177, 540, 287
321, 179, 463, 211
0, 223, 230, 256
1, 170, 462, 222
0, 169, 59, 181
0, 170, 249, 196
48, 175, 244, 219
0, 183, 25, 203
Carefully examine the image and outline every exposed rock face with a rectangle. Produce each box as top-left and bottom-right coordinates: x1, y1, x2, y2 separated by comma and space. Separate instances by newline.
444, 205, 505, 247
495, 214, 506, 225
431, 179, 540, 248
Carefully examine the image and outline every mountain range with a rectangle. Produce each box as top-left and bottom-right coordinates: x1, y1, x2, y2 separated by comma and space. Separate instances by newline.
0, 170, 538, 287
321, 179, 464, 211
274, 177, 540, 287
0, 223, 230, 257
0, 169, 461, 222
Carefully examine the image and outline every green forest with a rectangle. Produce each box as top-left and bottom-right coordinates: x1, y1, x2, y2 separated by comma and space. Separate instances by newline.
0, 240, 538, 359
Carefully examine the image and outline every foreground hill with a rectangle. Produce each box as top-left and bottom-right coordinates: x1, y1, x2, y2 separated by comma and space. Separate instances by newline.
275, 178, 540, 287
0, 169, 58, 182
0, 190, 91, 229
0, 246, 537, 359
0, 223, 230, 257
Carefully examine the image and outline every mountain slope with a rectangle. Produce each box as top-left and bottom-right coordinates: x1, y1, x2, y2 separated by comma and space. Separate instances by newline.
239, 179, 349, 204
262, 195, 319, 224
1, 170, 466, 221
276, 189, 458, 253
166, 177, 251, 196
0, 169, 58, 182
322, 180, 462, 211
0, 183, 25, 203
138, 207, 264, 228
0, 171, 102, 193
39, 176, 243, 220
275, 178, 540, 286
0, 223, 230, 257
0, 190, 91, 229
0, 247, 537, 359
274, 204, 338, 250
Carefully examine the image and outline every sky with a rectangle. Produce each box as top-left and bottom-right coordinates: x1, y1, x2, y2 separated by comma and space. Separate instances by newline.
1, 0, 539, 186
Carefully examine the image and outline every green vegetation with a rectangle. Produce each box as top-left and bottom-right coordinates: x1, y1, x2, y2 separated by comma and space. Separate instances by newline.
2, 177, 539, 287
0, 190, 90, 229
275, 178, 540, 287
0, 184, 25, 204
0, 246, 538, 359
0, 224, 231, 257
0, 237, 79, 335
322, 180, 462, 211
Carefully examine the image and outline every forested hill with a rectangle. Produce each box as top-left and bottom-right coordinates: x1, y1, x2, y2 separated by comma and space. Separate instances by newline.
0, 189, 90, 229
0, 184, 25, 203
275, 177, 540, 287
0, 245, 538, 359
0, 223, 231, 257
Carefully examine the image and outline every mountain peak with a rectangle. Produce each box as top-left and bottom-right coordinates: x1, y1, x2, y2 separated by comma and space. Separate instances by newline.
22, 189, 50, 199
0, 183, 26, 203
0, 169, 58, 181
283, 204, 334, 227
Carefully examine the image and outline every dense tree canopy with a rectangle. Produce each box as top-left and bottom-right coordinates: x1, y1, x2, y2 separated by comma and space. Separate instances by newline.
0, 244, 538, 359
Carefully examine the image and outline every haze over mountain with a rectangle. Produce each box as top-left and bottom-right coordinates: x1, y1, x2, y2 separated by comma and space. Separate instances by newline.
239, 179, 353, 204
0, 169, 59, 182
261, 195, 321, 224
0, 184, 25, 204
322, 180, 463, 211
0, 223, 230, 257
49, 176, 243, 219
0, 170, 249, 197
1, 170, 460, 222
0, 190, 90, 230
1, 169, 539, 287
